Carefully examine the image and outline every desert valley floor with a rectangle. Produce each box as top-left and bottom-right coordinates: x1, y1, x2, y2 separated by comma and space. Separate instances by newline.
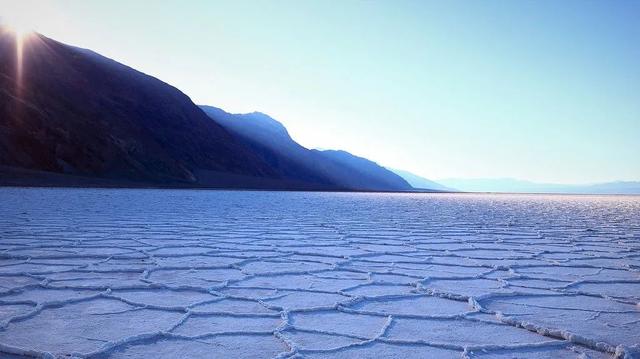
0, 189, 638, 358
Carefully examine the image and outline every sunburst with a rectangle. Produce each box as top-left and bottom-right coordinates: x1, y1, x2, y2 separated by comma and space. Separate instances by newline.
1, 13, 34, 39
1, 15, 35, 112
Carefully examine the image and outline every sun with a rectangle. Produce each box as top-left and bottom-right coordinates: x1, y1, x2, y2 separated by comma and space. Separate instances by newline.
2, 20, 33, 40
2, 0, 63, 40
0, 12, 37, 97
0, 10, 36, 39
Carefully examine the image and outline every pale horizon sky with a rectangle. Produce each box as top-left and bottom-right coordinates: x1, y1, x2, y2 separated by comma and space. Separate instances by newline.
2, 0, 639, 184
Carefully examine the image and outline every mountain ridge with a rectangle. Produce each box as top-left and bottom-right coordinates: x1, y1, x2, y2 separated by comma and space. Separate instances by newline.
0, 28, 414, 191
438, 178, 640, 195
199, 105, 414, 191
0, 29, 285, 187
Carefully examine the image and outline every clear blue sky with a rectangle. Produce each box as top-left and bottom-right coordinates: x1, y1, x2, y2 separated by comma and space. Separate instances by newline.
2, 0, 639, 184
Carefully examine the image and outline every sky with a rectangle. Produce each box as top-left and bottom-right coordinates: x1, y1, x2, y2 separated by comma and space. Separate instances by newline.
1, 0, 639, 184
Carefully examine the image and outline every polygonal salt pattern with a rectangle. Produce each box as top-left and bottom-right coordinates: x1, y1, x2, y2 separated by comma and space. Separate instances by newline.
0, 189, 639, 358
103, 334, 287, 358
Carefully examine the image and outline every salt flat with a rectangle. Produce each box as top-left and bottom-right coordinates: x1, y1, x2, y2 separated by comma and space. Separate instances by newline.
0, 189, 639, 358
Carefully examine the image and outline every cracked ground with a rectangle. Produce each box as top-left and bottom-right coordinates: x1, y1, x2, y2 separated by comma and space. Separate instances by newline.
0, 189, 639, 358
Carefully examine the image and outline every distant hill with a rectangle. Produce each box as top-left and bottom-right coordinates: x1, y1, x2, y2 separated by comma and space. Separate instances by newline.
200, 106, 412, 191
438, 178, 640, 195
391, 169, 455, 191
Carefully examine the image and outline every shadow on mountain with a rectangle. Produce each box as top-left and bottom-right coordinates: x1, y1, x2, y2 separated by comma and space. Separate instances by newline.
200, 106, 413, 191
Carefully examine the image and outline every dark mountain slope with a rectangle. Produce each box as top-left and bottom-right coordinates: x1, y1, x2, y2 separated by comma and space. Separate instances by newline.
0, 28, 410, 191
317, 150, 413, 190
200, 106, 338, 186
200, 106, 412, 191
0, 28, 286, 187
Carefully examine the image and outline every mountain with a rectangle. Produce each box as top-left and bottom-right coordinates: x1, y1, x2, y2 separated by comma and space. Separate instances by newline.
0, 29, 409, 191
204, 108, 294, 151
316, 150, 412, 191
438, 178, 640, 195
200, 106, 412, 191
199, 106, 339, 187
390, 168, 455, 191
0, 28, 306, 188
577, 181, 640, 195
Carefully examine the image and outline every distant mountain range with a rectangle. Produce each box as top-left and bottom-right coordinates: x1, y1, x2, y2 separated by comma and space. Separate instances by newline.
438, 178, 640, 195
0, 28, 414, 191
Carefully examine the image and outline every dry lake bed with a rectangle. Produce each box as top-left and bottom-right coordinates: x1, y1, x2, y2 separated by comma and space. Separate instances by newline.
0, 189, 639, 358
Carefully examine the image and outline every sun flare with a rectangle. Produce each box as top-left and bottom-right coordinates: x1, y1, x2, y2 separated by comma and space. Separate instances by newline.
2, 18, 34, 40
0, 13, 35, 99
0, 2, 40, 40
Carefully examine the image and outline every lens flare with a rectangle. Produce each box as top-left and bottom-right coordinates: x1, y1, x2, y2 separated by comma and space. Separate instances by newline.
1, 16, 34, 121
11, 25, 31, 40
1, 14, 34, 38
16, 31, 24, 92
